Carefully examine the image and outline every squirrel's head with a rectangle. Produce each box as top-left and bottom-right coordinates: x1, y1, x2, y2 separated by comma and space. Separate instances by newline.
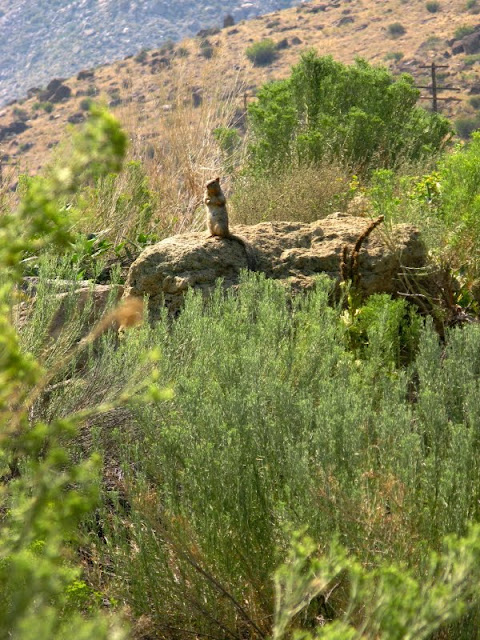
205, 177, 221, 191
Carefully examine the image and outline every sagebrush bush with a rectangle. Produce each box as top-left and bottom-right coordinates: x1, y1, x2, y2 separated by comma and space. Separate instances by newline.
384, 51, 404, 61
44, 274, 478, 639
245, 38, 278, 66
454, 24, 476, 38
426, 1, 441, 12
388, 22, 406, 37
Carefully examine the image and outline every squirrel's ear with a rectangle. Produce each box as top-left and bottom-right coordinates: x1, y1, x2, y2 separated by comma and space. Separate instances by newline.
215, 177, 220, 182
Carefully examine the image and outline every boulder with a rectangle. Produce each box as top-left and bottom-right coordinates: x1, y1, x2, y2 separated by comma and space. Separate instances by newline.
462, 30, 480, 54
67, 112, 86, 124
39, 78, 72, 103
335, 16, 354, 26
0, 121, 29, 142
123, 214, 426, 318
77, 69, 95, 81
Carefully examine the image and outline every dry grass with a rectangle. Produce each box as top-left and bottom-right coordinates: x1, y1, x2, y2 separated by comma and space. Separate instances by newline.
230, 162, 351, 225
91, 56, 248, 241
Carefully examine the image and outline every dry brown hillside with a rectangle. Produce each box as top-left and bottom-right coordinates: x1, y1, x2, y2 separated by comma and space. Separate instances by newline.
2, 0, 480, 182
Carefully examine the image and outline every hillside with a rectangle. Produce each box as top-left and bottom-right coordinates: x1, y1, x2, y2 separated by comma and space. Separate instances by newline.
0, 0, 300, 108
2, 0, 480, 180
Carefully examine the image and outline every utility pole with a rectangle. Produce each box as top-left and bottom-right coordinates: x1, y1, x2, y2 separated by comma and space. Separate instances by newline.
416, 62, 461, 112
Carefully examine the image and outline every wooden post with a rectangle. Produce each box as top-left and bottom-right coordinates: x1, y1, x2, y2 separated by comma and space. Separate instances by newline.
431, 62, 438, 112
416, 62, 459, 112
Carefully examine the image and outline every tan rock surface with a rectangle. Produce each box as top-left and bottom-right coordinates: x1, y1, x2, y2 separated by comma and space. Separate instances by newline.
124, 213, 426, 316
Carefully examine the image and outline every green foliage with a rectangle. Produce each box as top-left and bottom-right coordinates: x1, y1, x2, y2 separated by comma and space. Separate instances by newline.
463, 53, 480, 65
65, 274, 480, 638
469, 95, 480, 108
199, 37, 214, 58
388, 22, 406, 37
79, 97, 93, 111
214, 126, 241, 156
432, 133, 480, 276
455, 115, 480, 138
384, 51, 404, 61
0, 107, 128, 638
355, 133, 480, 283
247, 51, 451, 173
245, 38, 278, 66
274, 528, 480, 640
213, 126, 242, 173
454, 24, 476, 39
12, 106, 29, 122
467, 0, 478, 8
426, 1, 441, 12
342, 293, 422, 368
134, 48, 148, 63
33, 101, 54, 113
77, 159, 158, 243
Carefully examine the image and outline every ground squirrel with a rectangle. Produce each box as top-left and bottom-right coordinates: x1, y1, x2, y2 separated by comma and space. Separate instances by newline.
203, 177, 256, 269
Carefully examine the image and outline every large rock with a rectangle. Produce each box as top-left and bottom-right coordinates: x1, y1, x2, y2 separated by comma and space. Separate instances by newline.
123, 213, 426, 317
0, 121, 29, 142
39, 78, 72, 103
462, 30, 480, 54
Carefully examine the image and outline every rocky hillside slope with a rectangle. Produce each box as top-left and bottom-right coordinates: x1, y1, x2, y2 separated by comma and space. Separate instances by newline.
0, 0, 300, 107
2, 0, 480, 180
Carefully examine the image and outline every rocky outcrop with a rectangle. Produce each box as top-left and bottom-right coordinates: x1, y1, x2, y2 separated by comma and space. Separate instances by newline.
0, 120, 29, 142
123, 213, 426, 317
38, 78, 72, 103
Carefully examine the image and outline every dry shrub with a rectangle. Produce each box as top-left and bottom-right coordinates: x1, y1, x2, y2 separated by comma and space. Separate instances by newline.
115, 55, 247, 237
230, 162, 351, 226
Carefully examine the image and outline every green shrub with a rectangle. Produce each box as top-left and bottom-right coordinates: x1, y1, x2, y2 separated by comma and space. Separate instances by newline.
199, 38, 214, 59
134, 49, 148, 63
426, 1, 441, 12
33, 101, 54, 113
384, 51, 404, 61
469, 95, 480, 108
79, 97, 93, 111
388, 22, 406, 37
464, 53, 480, 65
245, 38, 278, 66
466, 0, 477, 8
454, 24, 476, 38
68, 274, 480, 639
455, 115, 480, 139
0, 107, 128, 638
247, 51, 451, 173
76, 159, 158, 244
12, 106, 29, 121
274, 529, 480, 640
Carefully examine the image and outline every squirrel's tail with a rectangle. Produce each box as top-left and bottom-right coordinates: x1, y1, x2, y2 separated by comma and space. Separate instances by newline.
230, 235, 257, 271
